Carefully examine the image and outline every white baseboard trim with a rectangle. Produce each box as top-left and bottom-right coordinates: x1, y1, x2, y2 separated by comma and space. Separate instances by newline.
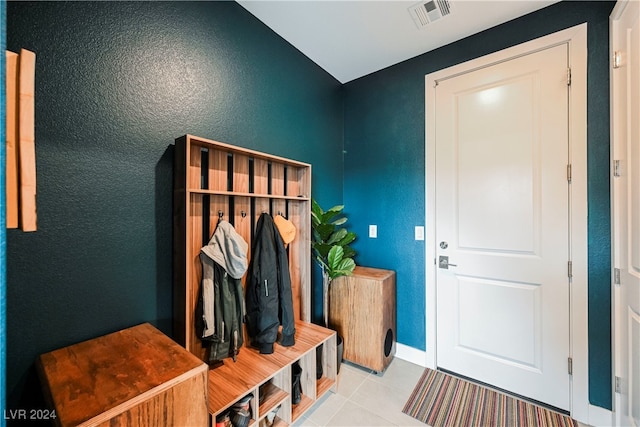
586, 404, 613, 427
395, 343, 427, 368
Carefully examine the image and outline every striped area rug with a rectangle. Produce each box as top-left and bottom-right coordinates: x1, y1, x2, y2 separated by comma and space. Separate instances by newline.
402, 368, 577, 427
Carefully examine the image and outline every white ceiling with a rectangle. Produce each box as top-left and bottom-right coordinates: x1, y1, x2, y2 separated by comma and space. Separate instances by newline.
236, 0, 560, 83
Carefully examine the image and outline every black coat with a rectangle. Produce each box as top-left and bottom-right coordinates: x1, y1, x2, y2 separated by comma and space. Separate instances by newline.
245, 213, 296, 354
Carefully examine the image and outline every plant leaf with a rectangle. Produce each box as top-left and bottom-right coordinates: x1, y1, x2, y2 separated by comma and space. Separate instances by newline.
311, 199, 324, 217
342, 246, 357, 259
321, 205, 344, 224
329, 258, 356, 279
327, 245, 344, 271
313, 243, 332, 260
311, 210, 321, 227
327, 228, 347, 245
331, 217, 347, 226
311, 199, 357, 278
314, 255, 329, 271
337, 231, 356, 247
315, 223, 335, 242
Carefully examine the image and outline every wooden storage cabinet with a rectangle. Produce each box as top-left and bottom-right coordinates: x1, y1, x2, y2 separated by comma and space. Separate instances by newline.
37, 323, 208, 427
173, 135, 336, 425
330, 266, 396, 373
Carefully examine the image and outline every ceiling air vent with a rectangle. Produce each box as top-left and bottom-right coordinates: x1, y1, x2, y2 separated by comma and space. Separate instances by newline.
409, 0, 452, 29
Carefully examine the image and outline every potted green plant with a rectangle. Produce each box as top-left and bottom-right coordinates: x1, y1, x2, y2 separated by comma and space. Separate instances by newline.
311, 199, 356, 374
311, 199, 357, 326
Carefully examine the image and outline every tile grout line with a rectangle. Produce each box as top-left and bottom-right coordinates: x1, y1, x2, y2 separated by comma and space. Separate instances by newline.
323, 365, 370, 426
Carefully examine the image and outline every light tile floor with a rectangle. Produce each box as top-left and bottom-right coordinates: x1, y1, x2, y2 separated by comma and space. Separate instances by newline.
292, 357, 593, 427
292, 357, 426, 426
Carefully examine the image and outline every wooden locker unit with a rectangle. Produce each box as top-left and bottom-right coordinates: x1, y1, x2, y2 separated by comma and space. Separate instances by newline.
330, 266, 396, 373
173, 134, 336, 426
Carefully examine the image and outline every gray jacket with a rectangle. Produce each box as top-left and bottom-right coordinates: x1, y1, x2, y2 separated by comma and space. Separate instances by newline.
199, 220, 248, 339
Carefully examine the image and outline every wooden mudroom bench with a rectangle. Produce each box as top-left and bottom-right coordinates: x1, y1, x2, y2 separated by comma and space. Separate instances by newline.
206, 322, 336, 425
173, 135, 337, 425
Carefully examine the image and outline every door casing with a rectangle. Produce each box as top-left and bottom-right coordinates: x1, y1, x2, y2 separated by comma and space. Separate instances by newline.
425, 23, 589, 423
610, 1, 640, 426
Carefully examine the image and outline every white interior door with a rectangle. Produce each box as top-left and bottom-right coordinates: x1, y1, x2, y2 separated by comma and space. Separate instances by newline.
435, 43, 571, 411
612, 1, 640, 426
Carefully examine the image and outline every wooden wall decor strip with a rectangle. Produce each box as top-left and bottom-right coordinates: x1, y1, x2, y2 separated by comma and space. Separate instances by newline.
5, 51, 19, 229
18, 49, 37, 232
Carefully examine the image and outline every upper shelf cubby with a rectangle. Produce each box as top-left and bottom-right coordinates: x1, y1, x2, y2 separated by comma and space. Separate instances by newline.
180, 135, 311, 201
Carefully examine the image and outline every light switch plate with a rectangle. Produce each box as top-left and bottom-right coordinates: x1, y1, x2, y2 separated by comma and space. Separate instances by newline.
369, 225, 377, 238
415, 226, 425, 241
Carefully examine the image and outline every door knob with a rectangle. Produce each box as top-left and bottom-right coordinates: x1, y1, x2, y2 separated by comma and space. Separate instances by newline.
438, 255, 457, 269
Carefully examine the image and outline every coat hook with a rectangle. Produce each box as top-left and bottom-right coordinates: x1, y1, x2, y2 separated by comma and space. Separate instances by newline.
241, 210, 247, 218
218, 210, 224, 219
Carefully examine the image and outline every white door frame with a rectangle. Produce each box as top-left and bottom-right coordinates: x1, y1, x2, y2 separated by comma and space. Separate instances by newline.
610, 1, 639, 426
425, 24, 590, 423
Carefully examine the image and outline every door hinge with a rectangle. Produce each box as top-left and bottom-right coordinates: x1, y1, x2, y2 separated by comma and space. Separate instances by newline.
615, 376, 622, 393
614, 268, 621, 286
568, 357, 573, 375
567, 68, 572, 86
567, 164, 572, 183
613, 51, 622, 69
614, 160, 622, 177
568, 261, 573, 279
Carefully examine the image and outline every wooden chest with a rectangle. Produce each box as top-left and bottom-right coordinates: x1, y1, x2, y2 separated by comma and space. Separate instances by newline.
37, 323, 208, 427
330, 266, 396, 373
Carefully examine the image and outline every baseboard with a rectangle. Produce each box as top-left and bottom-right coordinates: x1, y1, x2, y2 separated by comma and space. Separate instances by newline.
586, 404, 613, 427
395, 343, 427, 367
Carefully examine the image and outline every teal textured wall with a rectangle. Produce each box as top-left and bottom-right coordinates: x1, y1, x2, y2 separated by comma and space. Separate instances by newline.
5, 1, 343, 416
343, 0, 615, 410
4, 0, 616, 417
